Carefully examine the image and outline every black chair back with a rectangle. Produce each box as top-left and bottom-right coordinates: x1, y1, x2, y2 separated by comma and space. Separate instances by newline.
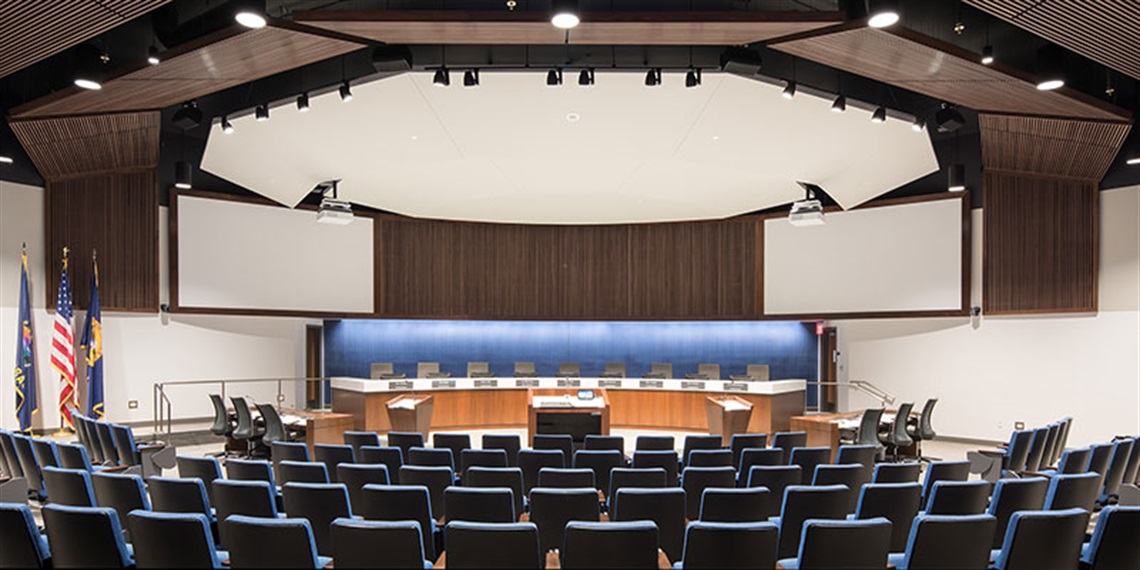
635, 435, 675, 451
282, 482, 353, 557
213, 479, 279, 546
681, 466, 737, 520
461, 449, 509, 479
738, 448, 785, 485
775, 484, 851, 559
746, 465, 802, 519
399, 465, 453, 520
1100, 438, 1136, 502
631, 450, 680, 487
914, 399, 938, 440
91, 471, 150, 539
208, 394, 232, 437
988, 477, 1048, 548
573, 449, 623, 492
688, 449, 735, 468
562, 521, 658, 569
921, 460, 970, 502
128, 510, 221, 569
358, 484, 437, 560
699, 486, 770, 523
0, 503, 50, 568
872, 461, 921, 483
837, 444, 879, 483
226, 458, 275, 486
465, 467, 525, 519
899, 513, 997, 570
176, 455, 223, 504
680, 521, 778, 570
444, 521, 541, 570
148, 476, 212, 517
56, 442, 95, 471
337, 463, 389, 508
528, 487, 600, 553
332, 518, 429, 570
278, 460, 330, 485
11, 434, 45, 494
584, 435, 625, 455
794, 518, 892, 569
1082, 505, 1140, 570
482, 434, 522, 467
612, 487, 686, 561
343, 431, 381, 456
812, 463, 865, 512
925, 480, 992, 515
230, 397, 257, 440
42, 504, 132, 568
789, 447, 832, 485
255, 404, 288, 448
992, 508, 1089, 570
1023, 428, 1051, 472
358, 445, 404, 484
1044, 472, 1101, 511
880, 404, 914, 457
42, 466, 96, 507
408, 446, 455, 472
538, 467, 595, 489
95, 422, 121, 466
682, 435, 723, 466
533, 434, 574, 466
433, 433, 472, 465
519, 448, 565, 494
857, 409, 885, 448
853, 482, 923, 552
0, 431, 26, 478
607, 467, 667, 511
771, 432, 808, 457
444, 486, 516, 523
224, 515, 322, 569
387, 432, 425, 464
729, 434, 768, 471
1004, 430, 1034, 474
314, 444, 357, 482
31, 438, 60, 468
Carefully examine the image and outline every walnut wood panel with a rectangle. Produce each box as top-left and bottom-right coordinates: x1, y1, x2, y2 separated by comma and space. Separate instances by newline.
0, 0, 171, 78
979, 114, 1132, 182
46, 170, 160, 312
9, 112, 160, 180
770, 25, 1130, 122
965, 0, 1140, 80
377, 217, 759, 320
295, 10, 843, 46
11, 23, 364, 119
332, 386, 804, 434
982, 171, 1097, 315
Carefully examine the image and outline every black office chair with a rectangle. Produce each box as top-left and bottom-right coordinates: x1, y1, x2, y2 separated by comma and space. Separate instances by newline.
611, 487, 686, 562
229, 397, 264, 458
256, 404, 296, 450
879, 403, 914, 462
482, 434, 522, 467
208, 394, 234, 456
855, 408, 885, 457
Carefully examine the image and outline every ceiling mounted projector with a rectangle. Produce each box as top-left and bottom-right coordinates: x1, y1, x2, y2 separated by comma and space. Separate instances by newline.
935, 103, 965, 133
172, 100, 203, 130
789, 182, 825, 226
315, 179, 353, 224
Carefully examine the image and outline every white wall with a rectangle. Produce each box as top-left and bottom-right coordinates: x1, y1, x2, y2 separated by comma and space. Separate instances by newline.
0, 181, 314, 430
837, 185, 1140, 447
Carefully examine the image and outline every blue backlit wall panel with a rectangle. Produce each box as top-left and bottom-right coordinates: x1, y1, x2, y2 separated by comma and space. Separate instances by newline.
324, 320, 819, 403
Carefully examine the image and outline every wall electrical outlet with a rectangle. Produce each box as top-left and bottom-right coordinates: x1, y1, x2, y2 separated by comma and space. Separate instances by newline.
127, 400, 139, 409
1013, 420, 1025, 430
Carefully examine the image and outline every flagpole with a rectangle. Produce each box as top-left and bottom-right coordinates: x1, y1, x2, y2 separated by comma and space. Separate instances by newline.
53, 246, 76, 436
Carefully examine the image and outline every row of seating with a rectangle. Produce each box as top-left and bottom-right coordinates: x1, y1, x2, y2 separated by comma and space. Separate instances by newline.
848, 400, 940, 463
5, 489, 1135, 568
368, 361, 771, 380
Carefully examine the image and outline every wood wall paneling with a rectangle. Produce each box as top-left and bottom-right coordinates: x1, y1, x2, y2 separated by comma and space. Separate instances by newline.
0, 0, 171, 79
982, 171, 1097, 315
979, 114, 1132, 181
376, 218, 759, 320
769, 25, 1130, 122
964, 0, 1140, 80
46, 170, 160, 312
295, 10, 844, 46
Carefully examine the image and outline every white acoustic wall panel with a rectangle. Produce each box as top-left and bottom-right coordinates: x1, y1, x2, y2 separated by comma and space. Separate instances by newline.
177, 195, 373, 313
764, 197, 964, 315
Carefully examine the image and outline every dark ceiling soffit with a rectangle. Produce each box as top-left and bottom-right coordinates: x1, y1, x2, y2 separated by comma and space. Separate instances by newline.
768, 24, 1133, 122
292, 10, 848, 25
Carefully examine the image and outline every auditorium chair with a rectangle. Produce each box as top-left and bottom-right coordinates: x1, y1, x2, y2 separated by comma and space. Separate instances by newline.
584, 434, 627, 457
676, 521, 778, 570
147, 476, 214, 521
387, 431, 425, 463
41, 466, 97, 507
528, 487, 600, 553
986, 477, 1049, 548
687, 449, 734, 468
0, 502, 51, 568
635, 434, 675, 451
408, 446, 456, 473
212, 479, 280, 546
887, 514, 996, 570
10, 433, 46, 500
1022, 427, 1051, 473
342, 431, 381, 456
224, 515, 331, 569
332, 518, 433, 570
358, 445, 404, 484
730, 433, 768, 470
433, 433, 472, 465
923, 480, 992, 515
282, 482, 353, 557
94, 421, 121, 466
850, 482, 923, 552
519, 448, 565, 495
358, 484, 440, 560
1044, 472, 1101, 511
561, 521, 658, 569
920, 460, 971, 504
573, 449, 623, 493
771, 485, 851, 559
776, 517, 892, 570
836, 444, 878, 485
771, 432, 809, 458
399, 465, 454, 519
465, 466, 526, 518
460, 448, 508, 480
537, 467, 595, 489
444, 521, 542, 569
607, 467, 668, 511
1040, 447, 1092, 476
989, 508, 1089, 570
277, 460, 330, 485
177, 455, 223, 503
811, 463, 866, 513
225, 458, 277, 488
91, 471, 151, 539
55, 442, 106, 473
337, 463, 390, 508
444, 486, 516, 523
698, 486, 770, 523
30, 438, 61, 469
746, 465, 802, 519
128, 510, 227, 569
682, 435, 723, 467
632, 450, 680, 487
789, 447, 832, 486
611, 487, 686, 561
533, 434, 574, 465
681, 466, 736, 520
1098, 438, 1136, 505
271, 441, 310, 482
872, 461, 921, 484
42, 504, 134, 568
1080, 505, 1140, 570
482, 434, 522, 466
738, 448, 786, 486
313, 443, 356, 482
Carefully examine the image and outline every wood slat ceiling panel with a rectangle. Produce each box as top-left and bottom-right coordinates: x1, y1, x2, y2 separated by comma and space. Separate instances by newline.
770, 25, 1129, 122
11, 24, 365, 119
9, 112, 160, 180
295, 10, 844, 45
0, 0, 170, 78
965, 0, 1140, 80
979, 114, 1132, 181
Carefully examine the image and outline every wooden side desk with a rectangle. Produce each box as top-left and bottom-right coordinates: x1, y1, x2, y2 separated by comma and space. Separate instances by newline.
790, 412, 861, 462
280, 408, 356, 454
527, 388, 611, 443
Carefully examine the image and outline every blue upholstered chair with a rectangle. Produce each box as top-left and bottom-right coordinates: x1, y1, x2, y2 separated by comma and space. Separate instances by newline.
681, 466, 736, 520
986, 477, 1048, 548
989, 508, 1089, 570
674, 521, 778, 569
223, 514, 331, 568
612, 487, 686, 562
528, 487, 600, 554
1044, 472, 1102, 511
776, 517, 891, 570
444, 521, 541, 569
850, 482, 923, 552
282, 482, 354, 557
887, 513, 996, 570
1080, 505, 1140, 570
128, 510, 228, 568
42, 504, 134, 568
41, 465, 97, 507
561, 520, 659, 569
332, 518, 433, 569
358, 484, 440, 560
0, 502, 51, 568
699, 486, 770, 523
772, 485, 851, 559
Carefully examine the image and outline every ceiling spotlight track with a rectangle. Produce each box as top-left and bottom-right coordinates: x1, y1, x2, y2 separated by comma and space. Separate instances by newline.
297, 92, 310, 112
645, 68, 661, 87
831, 94, 846, 112
782, 80, 796, 99
464, 69, 480, 87
547, 68, 563, 86
433, 67, 451, 87
339, 81, 353, 102
255, 104, 269, 121
220, 116, 234, 134
870, 106, 887, 123
578, 68, 595, 86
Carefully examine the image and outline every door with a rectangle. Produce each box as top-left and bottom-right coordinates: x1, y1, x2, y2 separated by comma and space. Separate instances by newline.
305, 325, 322, 409
819, 327, 838, 412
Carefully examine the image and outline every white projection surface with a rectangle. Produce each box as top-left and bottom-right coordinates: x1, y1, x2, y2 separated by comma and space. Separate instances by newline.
177, 195, 373, 313
764, 197, 963, 315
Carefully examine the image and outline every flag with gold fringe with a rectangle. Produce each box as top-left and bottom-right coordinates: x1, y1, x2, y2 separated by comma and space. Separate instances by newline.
14, 245, 38, 433
81, 251, 104, 420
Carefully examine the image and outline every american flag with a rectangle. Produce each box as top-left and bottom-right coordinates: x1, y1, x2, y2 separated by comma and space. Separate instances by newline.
51, 255, 77, 430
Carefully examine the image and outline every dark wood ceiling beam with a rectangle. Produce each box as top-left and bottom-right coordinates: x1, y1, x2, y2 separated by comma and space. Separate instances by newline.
979, 114, 1132, 182
9, 112, 160, 180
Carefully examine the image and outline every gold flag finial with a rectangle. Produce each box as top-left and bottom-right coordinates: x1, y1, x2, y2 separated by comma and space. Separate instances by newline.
62, 246, 69, 269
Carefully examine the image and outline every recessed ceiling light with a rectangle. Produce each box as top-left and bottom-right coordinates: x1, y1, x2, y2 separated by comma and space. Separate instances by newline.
1035, 44, 1065, 91
551, 0, 580, 29
147, 45, 161, 65
0, 155, 13, 165
867, 0, 900, 28
981, 45, 994, 65
565, 112, 581, 123
1126, 156, 1140, 166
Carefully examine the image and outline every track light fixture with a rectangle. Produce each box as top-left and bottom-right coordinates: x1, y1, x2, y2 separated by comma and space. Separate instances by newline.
948, 163, 966, 191
73, 45, 106, 90
234, 0, 267, 29
685, 68, 701, 88
644, 68, 661, 87
1127, 155, 1140, 166
981, 45, 994, 65
433, 67, 451, 87
174, 160, 193, 190
870, 106, 887, 123
867, 0, 900, 28
255, 104, 269, 121
220, 116, 234, 134
911, 117, 925, 132
464, 69, 480, 87
147, 45, 161, 65
831, 95, 847, 112
547, 68, 563, 86
551, 0, 580, 29
578, 68, 595, 86
297, 92, 310, 112
0, 155, 13, 165
782, 81, 796, 99
339, 81, 353, 101
1035, 44, 1065, 91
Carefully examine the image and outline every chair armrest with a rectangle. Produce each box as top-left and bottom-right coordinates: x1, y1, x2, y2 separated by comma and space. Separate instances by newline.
976, 449, 1004, 458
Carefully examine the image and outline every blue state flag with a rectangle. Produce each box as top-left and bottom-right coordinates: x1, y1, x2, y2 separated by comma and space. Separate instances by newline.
15, 248, 39, 432
81, 254, 104, 420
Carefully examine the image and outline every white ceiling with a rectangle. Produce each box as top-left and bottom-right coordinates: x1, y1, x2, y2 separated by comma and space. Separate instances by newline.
201, 71, 939, 224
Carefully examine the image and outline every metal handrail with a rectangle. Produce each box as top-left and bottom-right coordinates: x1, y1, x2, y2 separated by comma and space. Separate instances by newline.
812, 380, 897, 407
152, 377, 329, 442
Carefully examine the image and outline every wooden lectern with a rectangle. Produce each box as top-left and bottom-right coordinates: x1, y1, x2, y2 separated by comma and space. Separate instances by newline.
386, 394, 434, 437
706, 395, 754, 446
